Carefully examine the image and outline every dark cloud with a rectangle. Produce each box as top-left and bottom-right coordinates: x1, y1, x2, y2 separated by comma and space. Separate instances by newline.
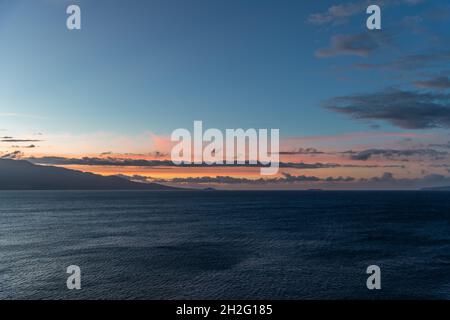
281, 162, 339, 169
27, 156, 340, 169
278, 147, 325, 155
27, 156, 335, 169
413, 76, 450, 89
361, 172, 450, 189
11, 144, 36, 149
27, 156, 173, 167
368, 171, 395, 182
151, 173, 355, 185
431, 164, 450, 168
342, 164, 405, 169
26, 156, 402, 170
151, 151, 169, 158
429, 141, 450, 149
315, 32, 389, 58
1, 151, 23, 159
141, 171, 450, 190
324, 88, 450, 129
282, 173, 355, 183
99, 151, 168, 158
29, 155, 407, 170
348, 148, 448, 161
1, 139, 42, 143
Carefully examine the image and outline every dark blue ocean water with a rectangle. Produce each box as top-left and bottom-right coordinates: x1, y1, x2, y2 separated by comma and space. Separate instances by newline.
1, 190, 450, 299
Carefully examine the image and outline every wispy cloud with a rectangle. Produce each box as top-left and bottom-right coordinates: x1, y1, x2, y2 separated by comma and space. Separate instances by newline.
308, 1, 367, 25
413, 76, 450, 89
308, 0, 424, 26
315, 32, 389, 58
355, 51, 450, 71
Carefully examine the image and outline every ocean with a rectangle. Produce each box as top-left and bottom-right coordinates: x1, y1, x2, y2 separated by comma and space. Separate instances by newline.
1, 190, 450, 299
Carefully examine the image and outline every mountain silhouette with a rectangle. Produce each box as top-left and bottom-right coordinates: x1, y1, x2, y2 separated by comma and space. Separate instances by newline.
0, 159, 177, 190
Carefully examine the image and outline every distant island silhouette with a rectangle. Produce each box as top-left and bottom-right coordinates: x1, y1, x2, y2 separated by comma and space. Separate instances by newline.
421, 186, 450, 191
0, 159, 178, 190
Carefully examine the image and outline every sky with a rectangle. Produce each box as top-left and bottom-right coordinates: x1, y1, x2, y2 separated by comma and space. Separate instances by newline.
1, 0, 450, 189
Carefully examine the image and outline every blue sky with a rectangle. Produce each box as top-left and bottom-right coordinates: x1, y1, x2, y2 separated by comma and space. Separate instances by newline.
1, 0, 448, 138
2, 0, 450, 190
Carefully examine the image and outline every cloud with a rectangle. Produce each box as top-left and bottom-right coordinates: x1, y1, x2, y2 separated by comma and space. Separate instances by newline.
278, 147, 325, 155
429, 141, 450, 149
342, 164, 405, 168
1, 151, 23, 159
130, 171, 450, 190
1, 139, 42, 143
361, 172, 450, 189
11, 144, 36, 149
26, 155, 341, 169
348, 148, 448, 161
98, 151, 168, 158
315, 32, 388, 58
27, 156, 174, 167
150, 173, 355, 185
308, 0, 424, 25
356, 51, 450, 71
413, 76, 450, 89
281, 162, 339, 169
281, 173, 355, 182
324, 88, 450, 129
308, 1, 367, 25
284, 132, 428, 146
25, 155, 407, 170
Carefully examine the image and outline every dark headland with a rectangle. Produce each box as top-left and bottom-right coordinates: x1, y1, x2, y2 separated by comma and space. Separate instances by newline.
0, 159, 178, 190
